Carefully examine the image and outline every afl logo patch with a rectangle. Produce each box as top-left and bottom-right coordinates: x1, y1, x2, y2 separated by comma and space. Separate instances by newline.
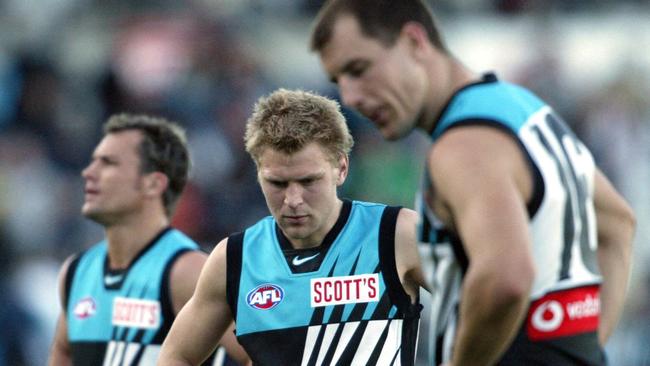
246, 284, 284, 310
73, 297, 97, 319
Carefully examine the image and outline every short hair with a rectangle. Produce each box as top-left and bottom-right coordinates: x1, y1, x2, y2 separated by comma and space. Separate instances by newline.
244, 88, 354, 167
104, 113, 190, 216
310, 0, 446, 52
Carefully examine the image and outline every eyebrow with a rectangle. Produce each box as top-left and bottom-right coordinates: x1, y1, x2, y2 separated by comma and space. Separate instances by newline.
91, 154, 119, 164
298, 172, 325, 182
263, 171, 325, 183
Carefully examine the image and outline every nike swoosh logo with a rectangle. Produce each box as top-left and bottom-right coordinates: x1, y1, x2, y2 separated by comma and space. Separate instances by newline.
104, 274, 124, 286
292, 253, 320, 266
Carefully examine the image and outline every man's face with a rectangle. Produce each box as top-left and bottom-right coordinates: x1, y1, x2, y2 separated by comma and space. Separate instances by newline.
81, 130, 148, 225
258, 142, 347, 248
319, 15, 429, 140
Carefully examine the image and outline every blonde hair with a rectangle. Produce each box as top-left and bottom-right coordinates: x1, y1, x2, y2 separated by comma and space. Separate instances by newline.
244, 88, 353, 166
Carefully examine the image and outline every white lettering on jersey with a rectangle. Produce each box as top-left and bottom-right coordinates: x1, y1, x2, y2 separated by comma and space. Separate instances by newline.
249, 289, 281, 305
311, 273, 379, 307
246, 284, 284, 310
565, 294, 599, 320
112, 297, 160, 329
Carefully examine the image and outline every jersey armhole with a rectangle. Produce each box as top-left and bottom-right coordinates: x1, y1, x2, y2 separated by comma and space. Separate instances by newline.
378, 206, 420, 316
63, 253, 83, 313
226, 232, 244, 320
154, 248, 194, 343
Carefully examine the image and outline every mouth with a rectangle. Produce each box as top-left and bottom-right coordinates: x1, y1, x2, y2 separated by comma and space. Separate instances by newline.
368, 107, 388, 126
84, 188, 99, 198
283, 215, 308, 225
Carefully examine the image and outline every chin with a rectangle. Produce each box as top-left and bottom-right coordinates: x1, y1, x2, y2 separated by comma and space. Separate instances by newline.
381, 129, 402, 141
81, 205, 92, 217
281, 226, 300, 237
280, 226, 308, 241
385, 123, 413, 141
383, 133, 400, 141
82, 208, 106, 224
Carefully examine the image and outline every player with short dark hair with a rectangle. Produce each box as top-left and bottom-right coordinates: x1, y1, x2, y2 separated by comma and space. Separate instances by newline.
311, 1, 636, 364
48, 113, 249, 366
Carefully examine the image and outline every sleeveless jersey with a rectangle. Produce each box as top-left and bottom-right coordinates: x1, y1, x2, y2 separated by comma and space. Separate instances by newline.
227, 200, 422, 365
417, 73, 604, 365
65, 228, 199, 365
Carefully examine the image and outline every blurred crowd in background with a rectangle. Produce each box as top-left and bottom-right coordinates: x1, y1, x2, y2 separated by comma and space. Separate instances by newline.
0, 0, 648, 365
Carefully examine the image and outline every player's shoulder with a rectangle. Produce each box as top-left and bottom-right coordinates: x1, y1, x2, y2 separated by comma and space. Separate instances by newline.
173, 249, 208, 267
58, 252, 80, 281
169, 242, 209, 275
164, 228, 201, 249
430, 125, 521, 170
166, 230, 208, 279
203, 236, 232, 266
396, 207, 418, 222
57, 251, 87, 307
59, 242, 100, 277
394, 207, 418, 238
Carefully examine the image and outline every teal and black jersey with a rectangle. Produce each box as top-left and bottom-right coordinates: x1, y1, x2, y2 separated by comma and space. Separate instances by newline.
65, 228, 199, 365
227, 200, 422, 365
417, 73, 604, 365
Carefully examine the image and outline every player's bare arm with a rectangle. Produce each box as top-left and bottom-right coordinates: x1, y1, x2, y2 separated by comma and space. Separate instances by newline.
169, 250, 249, 365
169, 251, 208, 314
48, 255, 76, 366
158, 238, 236, 366
592, 168, 635, 344
217, 323, 250, 366
430, 126, 535, 366
395, 208, 431, 300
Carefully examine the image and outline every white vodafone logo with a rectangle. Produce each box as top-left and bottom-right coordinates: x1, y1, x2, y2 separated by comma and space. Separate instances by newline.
531, 300, 564, 332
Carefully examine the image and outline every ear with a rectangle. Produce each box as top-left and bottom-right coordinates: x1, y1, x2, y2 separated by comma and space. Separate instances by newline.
400, 21, 431, 58
143, 171, 169, 198
336, 155, 349, 186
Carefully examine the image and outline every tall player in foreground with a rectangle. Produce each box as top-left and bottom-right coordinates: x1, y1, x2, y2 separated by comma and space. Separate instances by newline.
158, 89, 428, 365
48, 114, 248, 365
310, 0, 636, 364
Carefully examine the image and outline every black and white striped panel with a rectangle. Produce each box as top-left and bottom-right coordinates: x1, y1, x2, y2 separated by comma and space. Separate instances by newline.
102, 341, 159, 366
301, 319, 404, 365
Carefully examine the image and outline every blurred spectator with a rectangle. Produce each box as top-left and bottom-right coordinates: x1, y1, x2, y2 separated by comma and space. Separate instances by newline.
94, 13, 275, 245
0, 226, 35, 366
0, 130, 67, 256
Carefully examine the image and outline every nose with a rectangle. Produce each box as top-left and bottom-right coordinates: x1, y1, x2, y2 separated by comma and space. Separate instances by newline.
284, 182, 304, 209
338, 77, 363, 110
81, 161, 95, 180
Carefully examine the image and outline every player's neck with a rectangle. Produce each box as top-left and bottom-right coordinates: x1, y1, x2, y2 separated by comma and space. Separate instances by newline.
104, 212, 169, 269
419, 57, 477, 133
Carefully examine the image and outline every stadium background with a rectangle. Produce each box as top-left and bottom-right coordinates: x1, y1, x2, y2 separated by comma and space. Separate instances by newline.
0, 0, 648, 364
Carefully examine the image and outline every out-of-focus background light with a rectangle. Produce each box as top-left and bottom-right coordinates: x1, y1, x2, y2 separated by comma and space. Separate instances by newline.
0, 1, 648, 365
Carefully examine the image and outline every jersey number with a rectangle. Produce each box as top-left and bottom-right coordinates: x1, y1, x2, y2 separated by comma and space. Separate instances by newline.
531, 112, 598, 279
